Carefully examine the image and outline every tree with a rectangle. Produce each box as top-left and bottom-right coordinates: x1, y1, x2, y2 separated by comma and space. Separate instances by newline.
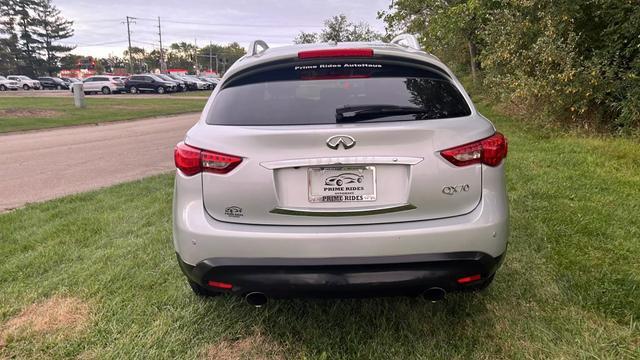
197, 42, 245, 73
33, 0, 74, 75
59, 53, 81, 70
123, 46, 147, 73
13, 0, 43, 76
293, 14, 382, 44
378, 0, 489, 82
380, 0, 640, 132
1, 0, 75, 75
163, 41, 245, 74
0, 0, 20, 74
293, 31, 318, 44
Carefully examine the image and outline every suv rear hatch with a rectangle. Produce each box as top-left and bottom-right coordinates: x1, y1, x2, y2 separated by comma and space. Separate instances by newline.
187, 50, 494, 226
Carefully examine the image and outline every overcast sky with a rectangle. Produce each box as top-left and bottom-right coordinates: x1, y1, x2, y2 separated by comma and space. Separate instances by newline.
54, 0, 392, 58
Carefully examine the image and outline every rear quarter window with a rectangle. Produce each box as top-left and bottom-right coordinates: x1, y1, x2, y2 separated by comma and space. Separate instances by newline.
206, 58, 471, 126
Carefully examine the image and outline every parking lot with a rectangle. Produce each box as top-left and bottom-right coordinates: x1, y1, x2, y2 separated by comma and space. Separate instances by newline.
0, 89, 209, 99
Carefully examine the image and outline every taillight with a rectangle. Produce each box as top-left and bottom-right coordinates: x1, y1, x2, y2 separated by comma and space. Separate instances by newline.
298, 48, 374, 59
207, 280, 233, 289
440, 132, 508, 167
174, 142, 242, 176
457, 274, 482, 284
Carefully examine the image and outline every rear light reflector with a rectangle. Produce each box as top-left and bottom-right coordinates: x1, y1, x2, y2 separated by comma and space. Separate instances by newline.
298, 48, 374, 59
457, 274, 482, 284
174, 142, 242, 176
440, 132, 508, 167
207, 280, 233, 289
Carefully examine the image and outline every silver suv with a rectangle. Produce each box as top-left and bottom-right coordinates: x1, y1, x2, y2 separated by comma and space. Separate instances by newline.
173, 35, 509, 305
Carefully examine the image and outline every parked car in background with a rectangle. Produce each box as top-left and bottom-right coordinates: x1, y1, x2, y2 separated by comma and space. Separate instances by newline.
78, 75, 125, 95
61, 77, 81, 88
125, 74, 176, 94
157, 74, 187, 92
61, 77, 81, 84
0, 76, 19, 91
173, 36, 509, 304
198, 77, 219, 89
172, 74, 199, 90
184, 75, 211, 90
38, 77, 69, 90
7, 75, 41, 90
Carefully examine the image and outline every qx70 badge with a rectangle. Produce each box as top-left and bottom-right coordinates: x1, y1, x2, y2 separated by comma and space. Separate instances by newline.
326, 135, 356, 150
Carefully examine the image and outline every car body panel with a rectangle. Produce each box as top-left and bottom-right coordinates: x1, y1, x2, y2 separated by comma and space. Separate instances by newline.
172, 39, 509, 297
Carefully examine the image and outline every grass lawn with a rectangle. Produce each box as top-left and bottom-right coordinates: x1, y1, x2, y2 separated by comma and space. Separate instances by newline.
0, 103, 638, 359
0, 97, 207, 133
172, 90, 212, 97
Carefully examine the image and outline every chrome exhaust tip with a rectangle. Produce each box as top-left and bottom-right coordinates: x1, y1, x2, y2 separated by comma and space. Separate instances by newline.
245, 292, 268, 307
423, 287, 446, 302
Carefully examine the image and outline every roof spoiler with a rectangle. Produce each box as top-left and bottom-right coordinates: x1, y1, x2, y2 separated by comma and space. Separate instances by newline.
390, 34, 421, 51
248, 40, 269, 56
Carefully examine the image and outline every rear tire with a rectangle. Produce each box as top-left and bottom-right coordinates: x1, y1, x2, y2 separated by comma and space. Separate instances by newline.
101, 87, 111, 95
187, 279, 221, 297
0, 85, 6, 91
130, 86, 138, 94
157, 86, 165, 94
57, 85, 62, 90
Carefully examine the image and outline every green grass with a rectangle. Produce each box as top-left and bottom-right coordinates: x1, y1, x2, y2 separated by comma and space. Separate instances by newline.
171, 90, 212, 97
0, 97, 207, 133
0, 104, 638, 359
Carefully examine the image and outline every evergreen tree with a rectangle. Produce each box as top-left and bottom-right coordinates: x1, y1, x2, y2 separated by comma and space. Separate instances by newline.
0, 0, 20, 74
13, 0, 42, 76
33, 0, 74, 75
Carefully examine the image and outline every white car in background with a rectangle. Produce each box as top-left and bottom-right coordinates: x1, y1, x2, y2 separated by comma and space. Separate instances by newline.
7, 75, 41, 90
78, 75, 126, 95
181, 75, 210, 90
0, 76, 19, 91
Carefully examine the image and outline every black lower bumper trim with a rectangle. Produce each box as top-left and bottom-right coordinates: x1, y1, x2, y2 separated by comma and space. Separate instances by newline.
177, 251, 504, 298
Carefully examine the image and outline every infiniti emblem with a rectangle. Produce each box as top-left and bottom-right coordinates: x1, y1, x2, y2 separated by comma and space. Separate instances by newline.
326, 135, 356, 150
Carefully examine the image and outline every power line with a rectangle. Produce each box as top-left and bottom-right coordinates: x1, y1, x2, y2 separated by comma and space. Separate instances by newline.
134, 17, 322, 29
59, 39, 129, 47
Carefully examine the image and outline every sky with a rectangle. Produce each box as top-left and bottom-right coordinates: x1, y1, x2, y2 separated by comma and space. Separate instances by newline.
54, 0, 392, 58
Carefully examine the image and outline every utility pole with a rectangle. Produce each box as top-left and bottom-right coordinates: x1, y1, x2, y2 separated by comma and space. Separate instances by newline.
158, 17, 166, 73
208, 41, 212, 72
194, 37, 199, 74
125, 16, 135, 74
198, 45, 218, 74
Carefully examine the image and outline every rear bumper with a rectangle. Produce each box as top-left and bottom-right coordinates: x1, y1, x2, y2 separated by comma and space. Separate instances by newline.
177, 251, 504, 297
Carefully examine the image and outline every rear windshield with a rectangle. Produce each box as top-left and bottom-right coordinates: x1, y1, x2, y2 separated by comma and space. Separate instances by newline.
206, 59, 471, 126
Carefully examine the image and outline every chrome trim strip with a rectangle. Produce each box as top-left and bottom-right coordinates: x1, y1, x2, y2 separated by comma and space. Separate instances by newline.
260, 156, 423, 170
269, 204, 417, 217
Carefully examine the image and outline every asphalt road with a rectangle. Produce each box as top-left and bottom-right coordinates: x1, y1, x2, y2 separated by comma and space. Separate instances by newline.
0, 113, 199, 212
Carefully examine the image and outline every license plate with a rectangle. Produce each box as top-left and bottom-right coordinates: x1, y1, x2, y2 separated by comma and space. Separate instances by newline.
308, 166, 376, 203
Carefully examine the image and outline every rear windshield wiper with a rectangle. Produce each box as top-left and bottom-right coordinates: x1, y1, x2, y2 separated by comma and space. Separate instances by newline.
335, 104, 430, 122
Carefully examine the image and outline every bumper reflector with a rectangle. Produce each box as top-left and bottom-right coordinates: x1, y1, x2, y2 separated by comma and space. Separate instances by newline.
456, 274, 481, 284
207, 280, 233, 289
